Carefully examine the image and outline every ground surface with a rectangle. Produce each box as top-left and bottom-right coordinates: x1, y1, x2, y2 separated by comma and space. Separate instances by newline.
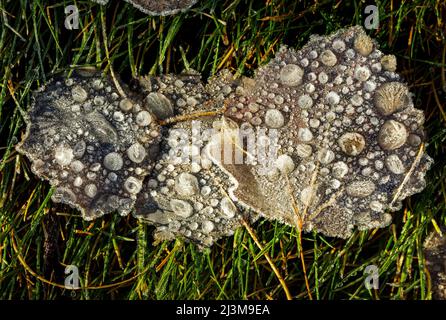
0, 0, 445, 299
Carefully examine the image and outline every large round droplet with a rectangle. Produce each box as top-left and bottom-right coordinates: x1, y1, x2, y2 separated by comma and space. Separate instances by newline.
326, 91, 340, 105
170, 199, 193, 218
332, 161, 349, 179
279, 64, 304, 86
408, 134, 421, 147
332, 39, 346, 52
124, 177, 142, 194
127, 143, 147, 163
119, 98, 133, 112
300, 185, 319, 207
113, 111, 124, 122
369, 201, 384, 212
275, 154, 295, 175
385, 154, 406, 174
374, 82, 409, 116
265, 109, 285, 128
295, 144, 312, 158
93, 96, 105, 106
73, 176, 83, 187
354, 66, 371, 81
73, 140, 86, 158
354, 33, 373, 56
378, 120, 408, 150
202, 220, 215, 233
174, 172, 199, 197
298, 94, 313, 109
52, 187, 77, 203
136, 111, 152, 127
320, 49, 337, 66
381, 55, 397, 72
103, 152, 124, 171
54, 145, 74, 166
92, 79, 104, 90
84, 184, 97, 198
317, 148, 335, 164
70, 160, 84, 172
71, 85, 88, 103
298, 128, 313, 142
86, 111, 118, 143
220, 197, 236, 218
145, 92, 174, 120
338, 132, 365, 156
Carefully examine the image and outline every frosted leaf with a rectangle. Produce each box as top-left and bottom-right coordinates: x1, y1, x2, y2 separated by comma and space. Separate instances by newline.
16, 69, 161, 220
212, 26, 433, 238
133, 72, 256, 248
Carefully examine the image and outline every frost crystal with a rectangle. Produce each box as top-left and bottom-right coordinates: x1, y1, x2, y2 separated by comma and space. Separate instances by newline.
17, 26, 432, 247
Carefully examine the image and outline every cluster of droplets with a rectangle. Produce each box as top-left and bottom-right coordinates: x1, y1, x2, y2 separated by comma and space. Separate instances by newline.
17, 26, 432, 248
216, 26, 432, 238
134, 72, 252, 245
17, 69, 161, 220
